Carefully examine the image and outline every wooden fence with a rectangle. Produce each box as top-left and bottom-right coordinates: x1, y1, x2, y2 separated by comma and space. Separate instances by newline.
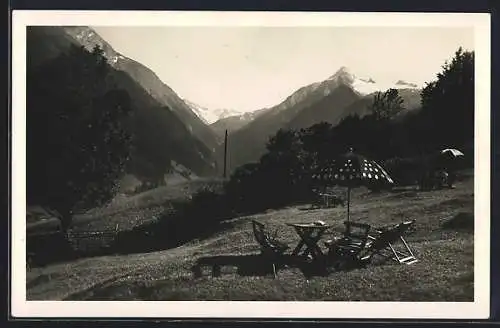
66, 229, 119, 253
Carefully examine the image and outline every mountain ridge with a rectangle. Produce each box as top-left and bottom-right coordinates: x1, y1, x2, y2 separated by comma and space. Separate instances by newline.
220, 66, 422, 174
62, 26, 220, 153
27, 26, 218, 185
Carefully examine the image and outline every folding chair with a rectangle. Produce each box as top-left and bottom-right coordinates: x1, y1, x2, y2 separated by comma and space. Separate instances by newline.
251, 220, 290, 278
363, 220, 418, 265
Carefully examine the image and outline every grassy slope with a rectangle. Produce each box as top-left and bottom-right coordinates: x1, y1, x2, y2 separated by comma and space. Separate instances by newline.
69, 178, 225, 232
27, 174, 474, 301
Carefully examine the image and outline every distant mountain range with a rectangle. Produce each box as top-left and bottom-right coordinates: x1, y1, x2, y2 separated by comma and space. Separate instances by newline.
324, 66, 421, 96
184, 100, 272, 140
192, 66, 421, 145
184, 67, 420, 141
183, 99, 243, 125
217, 66, 422, 174
209, 108, 271, 141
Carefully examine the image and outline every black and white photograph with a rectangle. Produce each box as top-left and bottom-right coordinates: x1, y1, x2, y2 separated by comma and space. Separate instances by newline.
11, 11, 490, 318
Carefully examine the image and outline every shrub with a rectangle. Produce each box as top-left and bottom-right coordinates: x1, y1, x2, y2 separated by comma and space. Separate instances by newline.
383, 157, 422, 186
110, 188, 236, 254
183, 188, 234, 225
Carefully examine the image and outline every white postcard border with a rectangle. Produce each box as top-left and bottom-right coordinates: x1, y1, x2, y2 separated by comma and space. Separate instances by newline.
11, 10, 491, 319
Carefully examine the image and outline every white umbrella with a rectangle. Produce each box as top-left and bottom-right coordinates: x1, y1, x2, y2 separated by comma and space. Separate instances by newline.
441, 148, 464, 157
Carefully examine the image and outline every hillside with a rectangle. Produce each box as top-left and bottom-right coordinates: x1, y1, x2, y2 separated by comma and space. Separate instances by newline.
219, 74, 359, 173
26, 172, 474, 301
286, 84, 361, 130
62, 27, 220, 153
27, 26, 218, 182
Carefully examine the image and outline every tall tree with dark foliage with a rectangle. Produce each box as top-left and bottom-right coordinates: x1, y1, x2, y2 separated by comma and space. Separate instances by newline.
420, 47, 475, 150
369, 88, 406, 121
259, 129, 309, 206
27, 45, 134, 230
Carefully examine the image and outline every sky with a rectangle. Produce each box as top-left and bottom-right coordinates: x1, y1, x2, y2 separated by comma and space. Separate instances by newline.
93, 26, 474, 112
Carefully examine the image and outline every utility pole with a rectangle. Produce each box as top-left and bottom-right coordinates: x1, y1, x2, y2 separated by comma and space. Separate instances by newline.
223, 129, 228, 179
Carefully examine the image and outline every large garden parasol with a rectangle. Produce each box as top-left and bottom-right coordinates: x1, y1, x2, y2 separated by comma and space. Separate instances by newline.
312, 148, 395, 222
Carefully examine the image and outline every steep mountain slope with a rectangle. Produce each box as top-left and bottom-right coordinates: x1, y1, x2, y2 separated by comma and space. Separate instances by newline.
62, 26, 219, 153
26, 26, 78, 66
220, 68, 365, 173
222, 67, 421, 173
111, 69, 217, 178
27, 26, 217, 181
286, 84, 361, 130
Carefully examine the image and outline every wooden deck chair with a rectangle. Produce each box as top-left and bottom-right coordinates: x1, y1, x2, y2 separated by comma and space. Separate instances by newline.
362, 220, 418, 265
251, 220, 289, 278
325, 221, 371, 266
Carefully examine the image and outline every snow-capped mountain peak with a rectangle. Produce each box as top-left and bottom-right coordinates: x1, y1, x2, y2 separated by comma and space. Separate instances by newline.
326, 66, 420, 96
186, 67, 421, 125
184, 99, 244, 124
329, 66, 351, 77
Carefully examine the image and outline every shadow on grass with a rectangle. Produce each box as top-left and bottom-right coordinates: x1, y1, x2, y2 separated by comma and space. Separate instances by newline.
297, 203, 345, 211
27, 218, 236, 269
190, 253, 375, 280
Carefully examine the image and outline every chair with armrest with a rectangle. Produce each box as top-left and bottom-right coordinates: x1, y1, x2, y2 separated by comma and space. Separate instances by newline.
251, 220, 290, 278
325, 221, 372, 268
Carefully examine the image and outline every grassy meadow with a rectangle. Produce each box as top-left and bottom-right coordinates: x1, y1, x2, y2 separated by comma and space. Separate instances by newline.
26, 171, 474, 301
